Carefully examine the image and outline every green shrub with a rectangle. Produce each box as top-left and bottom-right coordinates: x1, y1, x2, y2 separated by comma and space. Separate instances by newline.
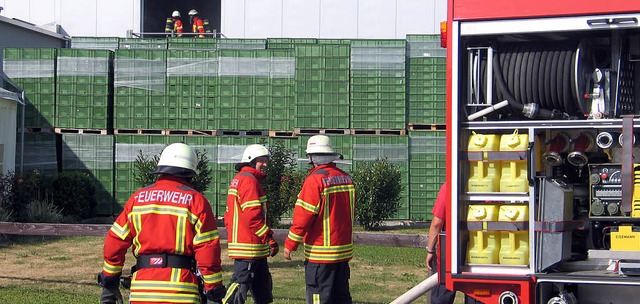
0, 170, 48, 222
133, 148, 213, 193
51, 171, 97, 220
352, 158, 404, 231
24, 198, 63, 223
133, 150, 159, 188
263, 141, 305, 227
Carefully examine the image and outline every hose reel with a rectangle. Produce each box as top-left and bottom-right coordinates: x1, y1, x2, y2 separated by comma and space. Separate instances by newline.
467, 38, 634, 120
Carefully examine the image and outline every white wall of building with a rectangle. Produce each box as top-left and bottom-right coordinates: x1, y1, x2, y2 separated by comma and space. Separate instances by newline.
0, 0, 444, 38
0, 98, 17, 174
0, 0, 141, 37
222, 0, 446, 38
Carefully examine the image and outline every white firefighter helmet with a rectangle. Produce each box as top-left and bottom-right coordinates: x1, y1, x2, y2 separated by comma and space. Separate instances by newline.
188, 9, 198, 16
241, 144, 270, 163
152, 143, 198, 177
306, 135, 336, 154
172, 11, 181, 18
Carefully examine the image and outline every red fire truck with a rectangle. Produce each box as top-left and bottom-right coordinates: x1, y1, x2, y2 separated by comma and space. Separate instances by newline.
443, 1, 640, 303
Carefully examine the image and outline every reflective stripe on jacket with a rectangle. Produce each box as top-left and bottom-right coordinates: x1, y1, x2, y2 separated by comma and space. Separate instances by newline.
224, 166, 271, 259
102, 175, 223, 304
285, 163, 356, 263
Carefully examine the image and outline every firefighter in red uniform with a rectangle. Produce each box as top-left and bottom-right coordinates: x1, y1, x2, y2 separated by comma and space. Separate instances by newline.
188, 9, 206, 38
283, 135, 356, 304
98, 143, 226, 304
223, 144, 277, 304
164, 11, 184, 37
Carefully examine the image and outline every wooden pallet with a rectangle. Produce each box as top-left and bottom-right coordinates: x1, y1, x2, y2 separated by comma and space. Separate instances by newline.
351, 129, 406, 135
216, 130, 269, 136
407, 124, 446, 131
269, 130, 296, 138
294, 128, 351, 135
163, 130, 216, 136
55, 128, 108, 135
114, 129, 164, 135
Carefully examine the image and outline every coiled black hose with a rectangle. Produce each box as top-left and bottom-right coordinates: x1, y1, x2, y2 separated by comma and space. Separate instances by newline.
485, 42, 587, 119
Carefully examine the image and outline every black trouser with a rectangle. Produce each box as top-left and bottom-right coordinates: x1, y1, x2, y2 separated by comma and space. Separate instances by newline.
226, 258, 273, 304
428, 259, 482, 304
304, 261, 352, 304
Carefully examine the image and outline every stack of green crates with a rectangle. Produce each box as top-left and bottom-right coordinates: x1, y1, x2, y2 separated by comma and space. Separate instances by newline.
56, 48, 112, 129
18, 132, 59, 177
294, 44, 350, 129
3, 48, 57, 128
406, 34, 447, 125
217, 38, 267, 50
349, 40, 406, 129
71, 37, 119, 51
267, 49, 296, 131
408, 130, 446, 220
168, 37, 217, 50
217, 49, 273, 130
267, 38, 317, 49
118, 38, 168, 50
114, 49, 167, 130
166, 49, 218, 130
61, 134, 115, 216
352, 135, 409, 219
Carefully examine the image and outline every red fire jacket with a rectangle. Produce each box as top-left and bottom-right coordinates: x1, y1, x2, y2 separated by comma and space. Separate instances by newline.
173, 18, 184, 35
102, 175, 223, 304
284, 163, 356, 263
191, 16, 205, 38
224, 166, 272, 259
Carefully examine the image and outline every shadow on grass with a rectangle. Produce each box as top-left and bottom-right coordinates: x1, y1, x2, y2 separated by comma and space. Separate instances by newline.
0, 275, 96, 286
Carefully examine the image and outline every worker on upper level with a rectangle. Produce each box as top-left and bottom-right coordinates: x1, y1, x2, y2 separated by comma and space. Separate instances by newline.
98, 143, 226, 304
164, 10, 184, 37
188, 9, 206, 38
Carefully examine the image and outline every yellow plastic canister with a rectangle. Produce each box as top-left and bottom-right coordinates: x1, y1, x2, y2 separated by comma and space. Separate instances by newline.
467, 132, 501, 192
466, 204, 501, 265
498, 204, 529, 265
499, 130, 529, 193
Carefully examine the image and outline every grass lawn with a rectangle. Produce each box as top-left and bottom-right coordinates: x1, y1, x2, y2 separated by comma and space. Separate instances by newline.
0, 235, 465, 304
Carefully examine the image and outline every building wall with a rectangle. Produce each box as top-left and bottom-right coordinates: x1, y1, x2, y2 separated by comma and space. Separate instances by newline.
0, 98, 17, 174
0, 0, 445, 39
0, 0, 141, 37
221, 0, 446, 38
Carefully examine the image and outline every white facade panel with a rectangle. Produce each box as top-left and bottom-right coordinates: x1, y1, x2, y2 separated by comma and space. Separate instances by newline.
244, 0, 282, 38
282, 0, 320, 37
221, 0, 246, 37
96, 0, 136, 37
59, 0, 97, 36
357, 0, 397, 38
319, 0, 358, 38
1, 0, 140, 37
397, 0, 434, 35
0, 99, 17, 175
26, 0, 55, 26
3, 0, 444, 38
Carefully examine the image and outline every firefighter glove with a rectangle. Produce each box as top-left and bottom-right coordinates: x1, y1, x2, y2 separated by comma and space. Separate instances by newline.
205, 285, 227, 304
97, 272, 120, 289
268, 237, 279, 257
99, 286, 123, 304
98, 272, 123, 304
